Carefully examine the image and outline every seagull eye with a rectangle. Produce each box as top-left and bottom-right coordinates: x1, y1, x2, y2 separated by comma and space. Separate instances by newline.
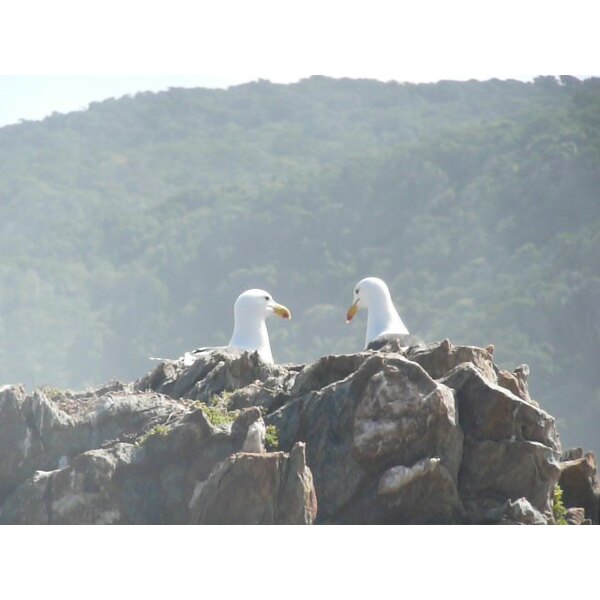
355, 289, 359, 295
264, 296, 270, 301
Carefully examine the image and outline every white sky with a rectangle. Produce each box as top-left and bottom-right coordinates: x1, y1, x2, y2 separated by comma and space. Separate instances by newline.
0, 0, 598, 127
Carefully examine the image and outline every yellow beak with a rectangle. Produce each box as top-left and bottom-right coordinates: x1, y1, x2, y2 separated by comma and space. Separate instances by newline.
346, 299, 359, 323
271, 303, 292, 319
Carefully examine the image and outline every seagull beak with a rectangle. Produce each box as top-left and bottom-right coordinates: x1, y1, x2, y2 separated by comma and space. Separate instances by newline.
346, 299, 359, 323
271, 302, 291, 319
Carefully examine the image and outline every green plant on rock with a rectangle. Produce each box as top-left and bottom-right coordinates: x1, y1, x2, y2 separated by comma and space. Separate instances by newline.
265, 424, 279, 451
553, 484, 568, 525
137, 424, 169, 446
207, 390, 233, 408
42, 386, 63, 401
201, 404, 239, 427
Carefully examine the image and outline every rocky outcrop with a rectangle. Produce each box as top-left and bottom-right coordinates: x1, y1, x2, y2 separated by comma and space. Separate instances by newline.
1, 443, 137, 525
407, 339, 497, 384
191, 442, 317, 524
267, 352, 464, 524
565, 507, 589, 525
0, 382, 185, 504
136, 349, 297, 407
558, 450, 600, 524
438, 361, 561, 520
0, 341, 596, 524
0, 380, 315, 524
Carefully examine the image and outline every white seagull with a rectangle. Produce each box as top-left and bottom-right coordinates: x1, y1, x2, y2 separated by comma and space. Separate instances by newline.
151, 288, 291, 366
228, 288, 291, 364
346, 277, 423, 350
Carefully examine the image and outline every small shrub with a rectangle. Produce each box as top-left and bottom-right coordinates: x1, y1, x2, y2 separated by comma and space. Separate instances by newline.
137, 424, 169, 445
265, 424, 279, 451
201, 405, 238, 427
553, 484, 568, 525
207, 390, 233, 408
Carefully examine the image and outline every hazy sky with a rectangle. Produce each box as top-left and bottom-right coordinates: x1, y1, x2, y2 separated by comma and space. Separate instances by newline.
1, 0, 597, 127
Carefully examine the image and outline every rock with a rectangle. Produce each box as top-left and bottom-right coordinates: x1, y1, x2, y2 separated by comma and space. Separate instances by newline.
352, 356, 463, 479
0, 383, 186, 505
561, 447, 584, 461
514, 363, 531, 392
231, 407, 266, 453
565, 507, 586, 525
191, 442, 317, 524
440, 362, 561, 519
115, 407, 238, 524
278, 442, 318, 525
502, 498, 548, 525
441, 364, 560, 449
135, 348, 293, 403
496, 364, 536, 405
290, 353, 369, 397
407, 340, 497, 384
267, 353, 465, 524
460, 438, 560, 518
46, 445, 135, 525
559, 452, 600, 524
0, 444, 136, 524
462, 498, 507, 523
463, 497, 547, 524
1, 341, 595, 525
0, 385, 36, 501
0, 402, 316, 524
376, 458, 465, 524
0, 385, 78, 503
227, 381, 287, 413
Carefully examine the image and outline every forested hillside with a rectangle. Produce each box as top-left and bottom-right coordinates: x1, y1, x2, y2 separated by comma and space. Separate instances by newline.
0, 75, 598, 455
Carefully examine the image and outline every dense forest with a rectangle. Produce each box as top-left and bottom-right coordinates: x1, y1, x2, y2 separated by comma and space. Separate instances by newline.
0, 75, 598, 455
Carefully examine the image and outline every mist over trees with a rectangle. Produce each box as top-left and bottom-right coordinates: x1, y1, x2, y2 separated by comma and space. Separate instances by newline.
0, 75, 598, 455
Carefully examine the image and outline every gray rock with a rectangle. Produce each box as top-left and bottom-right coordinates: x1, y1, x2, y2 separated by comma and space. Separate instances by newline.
290, 353, 369, 397
231, 407, 266, 453
565, 507, 587, 525
407, 339, 497, 384
1, 340, 593, 525
136, 348, 293, 402
561, 447, 584, 461
191, 442, 317, 524
227, 381, 288, 413
376, 458, 465, 524
460, 439, 561, 517
0, 444, 136, 524
0, 402, 316, 524
0, 385, 37, 501
463, 497, 547, 525
559, 452, 600, 524
268, 353, 465, 523
0, 383, 186, 505
441, 363, 560, 450
496, 367, 536, 405
439, 362, 561, 520
503, 498, 548, 525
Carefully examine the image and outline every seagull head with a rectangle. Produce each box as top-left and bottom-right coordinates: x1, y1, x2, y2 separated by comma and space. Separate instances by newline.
234, 289, 291, 322
346, 277, 391, 322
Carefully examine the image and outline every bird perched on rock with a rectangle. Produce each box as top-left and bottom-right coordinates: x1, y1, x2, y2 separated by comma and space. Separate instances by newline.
227, 288, 291, 363
151, 288, 291, 366
346, 277, 424, 350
